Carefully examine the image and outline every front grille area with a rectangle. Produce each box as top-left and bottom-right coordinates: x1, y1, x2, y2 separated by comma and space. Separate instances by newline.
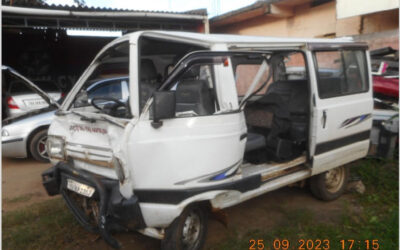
65, 142, 113, 168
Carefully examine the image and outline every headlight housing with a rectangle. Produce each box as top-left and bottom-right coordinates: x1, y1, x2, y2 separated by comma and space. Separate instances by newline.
2, 129, 9, 137
46, 135, 65, 160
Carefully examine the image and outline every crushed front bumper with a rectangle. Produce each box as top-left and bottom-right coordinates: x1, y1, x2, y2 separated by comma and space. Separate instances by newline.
42, 162, 145, 249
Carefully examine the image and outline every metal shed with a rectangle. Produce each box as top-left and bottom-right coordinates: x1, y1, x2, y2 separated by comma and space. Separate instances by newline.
2, 3, 208, 92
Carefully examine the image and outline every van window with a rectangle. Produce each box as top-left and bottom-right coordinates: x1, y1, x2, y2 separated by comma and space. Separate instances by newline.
138, 36, 206, 113
167, 63, 218, 117
71, 41, 131, 118
314, 50, 368, 98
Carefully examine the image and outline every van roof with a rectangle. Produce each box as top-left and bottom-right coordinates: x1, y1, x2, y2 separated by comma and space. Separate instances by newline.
120, 30, 357, 47
94, 30, 367, 64
144, 30, 354, 43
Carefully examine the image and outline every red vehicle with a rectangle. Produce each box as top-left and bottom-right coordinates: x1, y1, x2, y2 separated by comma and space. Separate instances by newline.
371, 47, 399, 101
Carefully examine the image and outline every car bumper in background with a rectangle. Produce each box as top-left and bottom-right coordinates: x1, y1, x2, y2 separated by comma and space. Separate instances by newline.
2, 137, 28, 158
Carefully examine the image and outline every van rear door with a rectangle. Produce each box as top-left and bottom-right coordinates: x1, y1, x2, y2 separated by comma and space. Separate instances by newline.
308, 44, 373, 175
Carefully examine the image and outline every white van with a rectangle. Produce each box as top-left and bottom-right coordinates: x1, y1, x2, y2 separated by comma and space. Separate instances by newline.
42, 31, 373, 249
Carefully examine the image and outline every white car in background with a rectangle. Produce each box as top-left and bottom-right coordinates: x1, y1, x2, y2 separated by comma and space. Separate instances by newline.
2, 65, 63, 118
2, 70, 128, 162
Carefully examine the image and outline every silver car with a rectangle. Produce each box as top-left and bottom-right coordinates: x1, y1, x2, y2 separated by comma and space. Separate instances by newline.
2, 66, 62, 118
2, 73, 129, 162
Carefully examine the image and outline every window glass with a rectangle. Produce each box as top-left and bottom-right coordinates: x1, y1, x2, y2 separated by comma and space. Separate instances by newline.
71, 42, 131, 118
166, 63, 218, 117
315, 50, 368, 98
87, 78, 128, 101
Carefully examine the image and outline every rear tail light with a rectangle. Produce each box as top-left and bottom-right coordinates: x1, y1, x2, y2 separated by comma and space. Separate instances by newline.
7, 97, 19, 109
61, 92, 66, 97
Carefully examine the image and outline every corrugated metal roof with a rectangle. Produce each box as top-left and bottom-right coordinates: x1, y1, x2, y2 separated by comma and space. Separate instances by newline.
2, 2, 207, 16
210, 0, 268, 22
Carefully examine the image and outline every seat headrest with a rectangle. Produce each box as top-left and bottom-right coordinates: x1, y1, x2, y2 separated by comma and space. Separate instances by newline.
176, 80, 208, 103
140, 59, 157, 81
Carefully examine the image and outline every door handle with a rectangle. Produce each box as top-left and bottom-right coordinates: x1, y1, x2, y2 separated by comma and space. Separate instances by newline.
322, 110, 327, 129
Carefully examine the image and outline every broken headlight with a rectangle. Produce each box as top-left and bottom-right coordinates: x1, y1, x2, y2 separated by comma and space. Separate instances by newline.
46, 135, 65, 160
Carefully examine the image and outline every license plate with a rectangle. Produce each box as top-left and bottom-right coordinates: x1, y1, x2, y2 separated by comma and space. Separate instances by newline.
24, 99, 47, 106
66, 179, 95, 197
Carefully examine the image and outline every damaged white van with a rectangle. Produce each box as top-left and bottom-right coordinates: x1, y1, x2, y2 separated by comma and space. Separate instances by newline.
42, 31, 373, 249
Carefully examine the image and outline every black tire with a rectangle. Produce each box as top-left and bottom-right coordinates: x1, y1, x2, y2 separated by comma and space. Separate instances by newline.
29, 129, 49, 162
309, 166, 349, 201
161, 204, 208, 250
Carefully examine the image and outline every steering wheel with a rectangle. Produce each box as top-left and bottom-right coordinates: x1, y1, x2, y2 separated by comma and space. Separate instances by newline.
91, 97, 129, 117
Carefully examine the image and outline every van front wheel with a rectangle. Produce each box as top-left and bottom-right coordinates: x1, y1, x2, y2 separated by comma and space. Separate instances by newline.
161, 205, 208, 250
309, 166, 349, 201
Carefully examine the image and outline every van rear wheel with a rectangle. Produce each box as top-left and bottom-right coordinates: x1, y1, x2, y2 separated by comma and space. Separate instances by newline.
161, 205, 208, 250
309, 166, 349, 201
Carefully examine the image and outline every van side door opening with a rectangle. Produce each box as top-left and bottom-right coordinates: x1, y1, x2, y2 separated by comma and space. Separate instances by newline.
232, 51, 311, 164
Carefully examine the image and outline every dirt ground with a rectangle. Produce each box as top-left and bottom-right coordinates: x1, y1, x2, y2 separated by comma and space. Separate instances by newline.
2, 157, 359, 249
2, 157, 54, 212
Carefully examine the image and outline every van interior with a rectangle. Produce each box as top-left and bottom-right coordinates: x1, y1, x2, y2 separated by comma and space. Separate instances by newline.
232, 52, 309, 163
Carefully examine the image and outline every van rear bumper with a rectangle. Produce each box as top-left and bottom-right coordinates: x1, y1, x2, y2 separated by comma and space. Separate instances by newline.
42, 162, 145, 249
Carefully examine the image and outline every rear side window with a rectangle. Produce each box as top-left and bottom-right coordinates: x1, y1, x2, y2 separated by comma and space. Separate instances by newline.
314, 50, 368, 98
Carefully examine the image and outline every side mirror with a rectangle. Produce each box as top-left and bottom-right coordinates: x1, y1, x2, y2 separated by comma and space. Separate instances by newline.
152, 91, 176, 128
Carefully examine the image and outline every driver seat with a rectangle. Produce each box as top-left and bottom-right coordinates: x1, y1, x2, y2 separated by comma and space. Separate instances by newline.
140, 59, 160, 110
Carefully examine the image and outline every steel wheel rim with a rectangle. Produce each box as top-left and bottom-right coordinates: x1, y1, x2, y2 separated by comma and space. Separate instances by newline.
37, 136, 49, 159
325, 167, 345, 193
182, 211, 201, 248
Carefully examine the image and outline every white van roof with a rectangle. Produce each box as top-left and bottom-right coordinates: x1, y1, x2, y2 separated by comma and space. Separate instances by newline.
143, 30, 354, 44
94, 30, 366, 64
120, 30, 356, 47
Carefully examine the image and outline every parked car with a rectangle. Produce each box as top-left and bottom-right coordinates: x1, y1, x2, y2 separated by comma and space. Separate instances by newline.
370, 47, 399, 101
42, 31, 373, 250
2, 65, 62, 118
2, 68, 128, 162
